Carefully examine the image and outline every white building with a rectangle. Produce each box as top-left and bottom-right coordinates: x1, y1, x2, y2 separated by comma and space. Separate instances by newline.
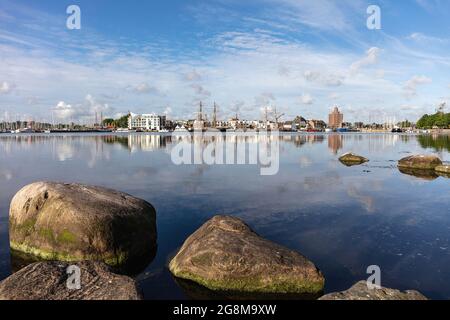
128, 113, 166, 131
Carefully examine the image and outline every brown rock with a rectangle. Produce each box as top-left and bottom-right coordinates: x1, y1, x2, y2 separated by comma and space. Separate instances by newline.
339, 153, 369, 166
398, 154, 442, 170
169, 215, 324, 295
9, 182, 157, 271
0, 261, 141, 300
319, 281, 427, 300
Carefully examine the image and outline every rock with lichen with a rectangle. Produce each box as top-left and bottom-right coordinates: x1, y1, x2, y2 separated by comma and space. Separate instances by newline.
9, 182, 157, 271
398, 154, 442, 170
169, 215, 324, 296
339, 153, 369, 166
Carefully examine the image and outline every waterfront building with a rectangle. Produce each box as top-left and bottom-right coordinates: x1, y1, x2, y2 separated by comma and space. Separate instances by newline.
328, 106, 344, 129
282, 121, 297, 131
293, 116, 308, 130
307, 120, 327, 131
228, 115, 242, 130
128, 113, 166, 131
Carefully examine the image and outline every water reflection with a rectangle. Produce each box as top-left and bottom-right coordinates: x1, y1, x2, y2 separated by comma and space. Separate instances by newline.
398, 168, 439, 181
417, 134, 450, 153
2, 133, 445, 160
328, 134, 343, 154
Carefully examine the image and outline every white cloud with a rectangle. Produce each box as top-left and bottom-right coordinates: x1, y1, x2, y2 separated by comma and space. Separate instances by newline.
0, 81, 15, 94
163, 106, 172, 116
52, 95, 112, 122
190, 84, 211, 97
85, 94, 111, 114
329, 92, 340, 100
304, 70, 320, 82
53, 101, 76, 120
407, 32, 447, 44
350, 47, 381, 73
184, 70, 202, 81
300, 93, 314, 105
254, 92, 276, 108
403, 75, 432, 98
270, 0, 358, 32
129, 82, 160, 94
303, 70, 344, 87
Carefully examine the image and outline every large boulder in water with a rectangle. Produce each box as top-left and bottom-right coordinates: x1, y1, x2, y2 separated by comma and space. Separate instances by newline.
398, 154, 442, 170
169, 215, 324, 296
339, 153, 369, 166
0, 261, 141, 300
9, 182, 157, 271
319, 281, 427, 300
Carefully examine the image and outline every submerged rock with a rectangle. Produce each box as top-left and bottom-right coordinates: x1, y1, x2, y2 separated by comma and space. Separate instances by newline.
339, 153, 369, 166
0, 261, 141, 300
9, 182, 157, 272
169, 215, 324, 296
398, 154, 442, 170
319, 281, 427, 300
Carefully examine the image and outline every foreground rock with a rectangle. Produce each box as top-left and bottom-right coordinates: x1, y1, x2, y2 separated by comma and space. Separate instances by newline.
0, 261, 141, 300
169, 215, 324, 296
398, 154, 442, 170
9, 182, 157, 271
339, 153, 369, 166
319, 281, 427, 300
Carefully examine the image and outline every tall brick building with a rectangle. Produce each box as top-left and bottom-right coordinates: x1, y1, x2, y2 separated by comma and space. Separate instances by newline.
328, 107, 344, 129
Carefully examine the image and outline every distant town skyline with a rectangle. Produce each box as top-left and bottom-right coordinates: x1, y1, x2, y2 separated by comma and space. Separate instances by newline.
1, 0, 450, 124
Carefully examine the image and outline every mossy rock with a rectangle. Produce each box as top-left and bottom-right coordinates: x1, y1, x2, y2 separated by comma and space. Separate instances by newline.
9, 182, 157, 272
169, 215, 325, 296
398, 154, 442, 170
339, 153, 369, 166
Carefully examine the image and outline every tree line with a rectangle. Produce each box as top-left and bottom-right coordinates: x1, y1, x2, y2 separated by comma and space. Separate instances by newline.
416, 112, 450, 129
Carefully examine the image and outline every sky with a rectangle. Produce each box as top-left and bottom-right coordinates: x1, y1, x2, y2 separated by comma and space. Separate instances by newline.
0, 0, 450, 124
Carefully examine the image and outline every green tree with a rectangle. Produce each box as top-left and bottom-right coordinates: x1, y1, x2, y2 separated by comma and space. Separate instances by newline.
102, 115, 129, 128
417, 112, 450, 129
102, 118, 115, 126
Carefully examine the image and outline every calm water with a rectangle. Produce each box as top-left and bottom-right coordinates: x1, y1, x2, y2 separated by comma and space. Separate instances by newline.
0, 133, 449, 299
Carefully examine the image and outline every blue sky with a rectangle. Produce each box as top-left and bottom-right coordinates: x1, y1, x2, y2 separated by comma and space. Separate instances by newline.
1, 0, 450, 124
